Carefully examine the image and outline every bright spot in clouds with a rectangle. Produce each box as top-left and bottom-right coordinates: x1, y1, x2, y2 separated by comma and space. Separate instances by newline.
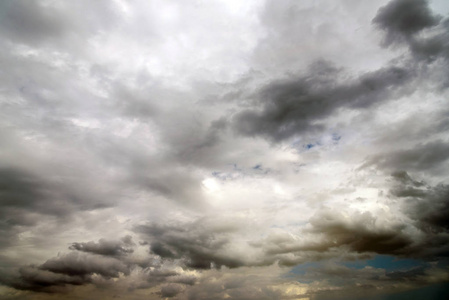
202, 178, 220, 192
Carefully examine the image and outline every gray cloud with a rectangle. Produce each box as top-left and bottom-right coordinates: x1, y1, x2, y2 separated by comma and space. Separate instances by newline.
0, 167, 112, 251
69, 236, 134, 257
373, 0, 441, 46
1, 0, 449, 299
40, 252, 130, 278
389, 172, 449, 257
233, 0, 449, 143
364, 140, 449, 174
137, 221, 245, 269
8, 266, 89, 293
305, 210, 413, 256
373, 0, 449, 87
160, 283, 184, 298
233, 61, 413, 141
1, 251, 130, 293
0, 0, 120, 50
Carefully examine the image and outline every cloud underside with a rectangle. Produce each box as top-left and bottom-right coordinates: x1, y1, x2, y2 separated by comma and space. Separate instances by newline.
1, 0, 449, 299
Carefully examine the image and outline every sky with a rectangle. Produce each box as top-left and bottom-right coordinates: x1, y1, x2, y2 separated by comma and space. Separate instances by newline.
0, 0, 449, 299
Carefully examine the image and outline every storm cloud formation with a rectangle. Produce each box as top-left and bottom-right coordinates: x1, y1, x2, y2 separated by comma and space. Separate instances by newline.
1, 0, 449, 299
233, 63, 413, 141
373, 0, 441, 46
69, 236, 134, 257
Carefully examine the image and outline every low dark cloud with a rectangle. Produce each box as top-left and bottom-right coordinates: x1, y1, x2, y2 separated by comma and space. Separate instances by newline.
373, 0, 449, 87
373, 0, 441, 46
0, 0, 119, 51
233, 62, 413, 141
1, 0, 449, 299
1, 238, 199, 294
0, 0, 68, 46
0, 167, 111, 250
2, 251, 130, 293
307, 210, 413, 255
233, 0, 449, 143
40, 252, 130, 278
299, 172, 449, 260
137, 221, 245, 269
69, 236, 134, 257
391, 172, 449, 242
8, 266, 88, 293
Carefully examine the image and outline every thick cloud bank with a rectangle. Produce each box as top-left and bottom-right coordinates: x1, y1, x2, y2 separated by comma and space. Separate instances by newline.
1, 0, 449, 299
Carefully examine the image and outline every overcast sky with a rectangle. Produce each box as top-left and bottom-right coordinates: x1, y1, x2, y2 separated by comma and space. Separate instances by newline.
1, 0, 449, 299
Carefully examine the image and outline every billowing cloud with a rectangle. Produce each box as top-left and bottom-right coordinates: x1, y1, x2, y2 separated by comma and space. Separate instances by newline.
233, 62, 413, 141
373, 0, 441, 46
1, 0, 449, 299
69, 236, 135, 257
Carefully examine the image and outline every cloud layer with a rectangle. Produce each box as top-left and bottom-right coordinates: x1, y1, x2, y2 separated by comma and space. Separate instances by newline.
1, 0, 449, 299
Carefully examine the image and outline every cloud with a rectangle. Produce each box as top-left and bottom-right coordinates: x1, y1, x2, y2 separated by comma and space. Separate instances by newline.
373, 0, 449, 87
233, 61, 413, 142
0, 167, 112, 252
373, 0, 441, 46
0, 0, 120, 51
159, 283, 184, 298
40, 252, 130, 279
363, 140, 449, 174
69, 236, 134, 257
1, 0, 449, 299
307, 210, 413, 255
8, 266, 89, 293
1, 251, 129, 293
390, 173, 449, 255
136, 221, 246, 269
233, 0, 449, 143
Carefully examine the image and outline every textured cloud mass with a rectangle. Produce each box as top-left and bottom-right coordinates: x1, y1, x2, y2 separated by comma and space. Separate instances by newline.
1, 0, 449, 299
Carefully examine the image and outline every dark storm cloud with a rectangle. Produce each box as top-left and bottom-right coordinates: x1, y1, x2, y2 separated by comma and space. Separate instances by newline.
373, 0, 449, 86
69, 236, 134, 257
2, 251, 131, 293
1, 237, 185, 293
0, 167, 111, 250
40, 252, 130, 278
372, 0, 441, 46
233, 61, 412, 141
6, 266, 88, 293
299, 175, 449, 260
253, 209, 418, 268
0, 1, 68, 45
0, 0, 119, 49
390, 173, 449, 256
0, 167, 83, 217
308, 210, 412, 255
1, 0, 449, 299
136, 222, 245, 269
409, 21, 449, 66
233, 0, 449, 143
